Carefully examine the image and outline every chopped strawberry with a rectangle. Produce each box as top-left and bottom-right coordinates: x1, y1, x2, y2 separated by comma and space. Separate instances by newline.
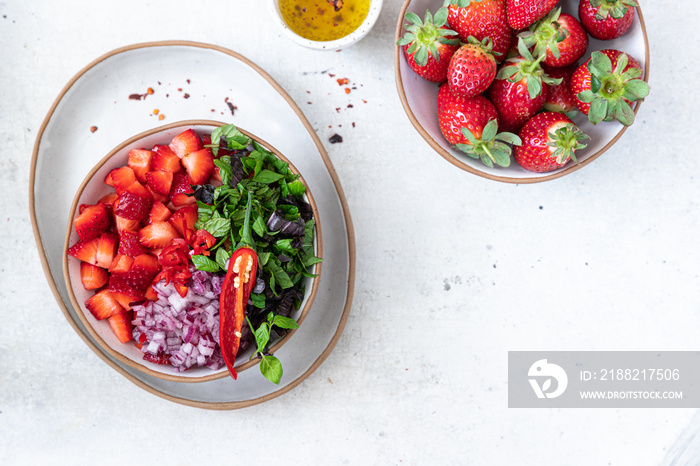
142, 352, 171, 365
108, 254, 134, 274
181, 148, 215, 185
85, 289, 124, 320
111, 291, 142, 310
118, 229, 148, 257
168, 205, 198, 237
168, 128, 203, 158
151, 145, 182, 173
114, 181, 154, 220
145, 170, 174, 196
114, 214, 141, 233
95, 232, 119, 269
67, 237, 100, 265
74, 203, 111, 242
147, 187, 169, 204
105, 166, 137, 195
149, 201, 171, 224
169, 172, 196, 207
128, 149, 155, 183
80, 262, 109, 290
108, 311, 133, 343
108, 274, 146, 300
145, 285, 159, 301
111, 253, 161, 292
97, 192, 118, 206
139, 221, 180, 249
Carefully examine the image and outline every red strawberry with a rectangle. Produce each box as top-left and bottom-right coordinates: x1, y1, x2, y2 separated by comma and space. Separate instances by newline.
127, 149, 154, 183
67, 237, 100, 265
109, 254, 134, 274
181, 148, 215, 185
488, 40, 560, 133
139, 221, 180, 249
114, 215, 141, 234
445, 0, 512, 61
437, 83, 499, 145
506, 0, 557, 29
514, 111, 589, 172
111, 253, 161, 292
542, 64, 579, 113
169, 172, 196, 207
73, 203, 111, 242
108, 274, 146, 300
118, 229, 148, 257
80, 262, 109, 290
111, 292, 142, 311
95, 233, 119, 269
447, 38, 498, 98
85, 289, 124, 320
520, 8, 588, 68
168, 205, 199, 238
114, 181, 154, 221
105, 166, 137, 195
97, 192, 118, 206
142, 352, 172, 365
145, 170, 174, 196
107, 311, 133, 343
169, 129, 203, 158
579, 0, 637, 40
149, 201, 172, 224
397, 8, 460, 83
570, 49, 648, 125
151, 145, 182, 173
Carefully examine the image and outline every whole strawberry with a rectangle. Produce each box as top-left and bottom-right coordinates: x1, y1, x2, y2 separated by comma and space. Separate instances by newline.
437, 83, 499, 145
542, 63, 579, 114
520, 8, 589, 68
488, 38, 561, 133
514, 112, 589, 172
579, 0, 637, 40
506, 0, 558, 30
570, 49, 649, 125
444, 0, 512, 61
397, 8, 460, 83
447, 37, 498, 98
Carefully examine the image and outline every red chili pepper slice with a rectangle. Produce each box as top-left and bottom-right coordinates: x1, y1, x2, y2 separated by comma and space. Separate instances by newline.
219, 191, 258, 379
219, 246, 257, 379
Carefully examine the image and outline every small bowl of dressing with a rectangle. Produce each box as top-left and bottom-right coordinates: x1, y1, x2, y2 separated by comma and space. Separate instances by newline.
269, 0, 383, 50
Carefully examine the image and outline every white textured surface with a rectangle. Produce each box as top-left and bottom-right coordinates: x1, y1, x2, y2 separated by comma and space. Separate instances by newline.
3, 1, 700, 465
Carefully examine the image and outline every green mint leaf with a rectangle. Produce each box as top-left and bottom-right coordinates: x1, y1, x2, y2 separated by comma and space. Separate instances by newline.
273, 315, 300, 330
191, 255, 221, 272
260, 355, 283, 385
254, 322, 271, 354
202, 216, 231, 238
253, 169, 286, 184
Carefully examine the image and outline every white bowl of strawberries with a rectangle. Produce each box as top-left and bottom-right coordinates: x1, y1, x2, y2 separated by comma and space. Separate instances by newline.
63, 120, 322, 383
395, 0, 649, 183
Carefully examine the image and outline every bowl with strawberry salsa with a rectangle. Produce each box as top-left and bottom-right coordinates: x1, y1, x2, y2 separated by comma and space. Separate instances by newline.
63, 120, 322, 383
394, 0, 649, 183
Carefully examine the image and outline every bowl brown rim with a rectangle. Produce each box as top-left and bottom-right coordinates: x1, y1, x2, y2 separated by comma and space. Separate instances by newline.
393, 1, 651, 184
62, 120, 323, 383
29, 40, 356, 409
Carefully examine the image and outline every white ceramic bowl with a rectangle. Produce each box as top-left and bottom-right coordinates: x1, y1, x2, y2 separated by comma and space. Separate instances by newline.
395, 0, 650, 183
63, 120, 322, 383
268, 0, 383, 50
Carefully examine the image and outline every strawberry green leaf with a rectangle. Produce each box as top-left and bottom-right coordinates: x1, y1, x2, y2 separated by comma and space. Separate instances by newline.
589, 98, 608, 125
623, 80, 650, 100
613, 100, 635, 126
481, 119, 498, 142
496, 132, 522, 146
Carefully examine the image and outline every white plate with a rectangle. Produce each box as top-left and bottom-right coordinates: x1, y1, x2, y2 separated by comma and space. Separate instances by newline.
30, 41, 356, 409
394, 0, 650, 183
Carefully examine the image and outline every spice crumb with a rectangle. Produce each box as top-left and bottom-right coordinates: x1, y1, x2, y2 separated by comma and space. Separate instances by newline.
336, 78, 349, 86
183, 93, 190, 99
90, 126, 98, 133
158, 114, 165, 120
329, 134, 343, 144
344, 88, 351, 94
153, 109, 159, 115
